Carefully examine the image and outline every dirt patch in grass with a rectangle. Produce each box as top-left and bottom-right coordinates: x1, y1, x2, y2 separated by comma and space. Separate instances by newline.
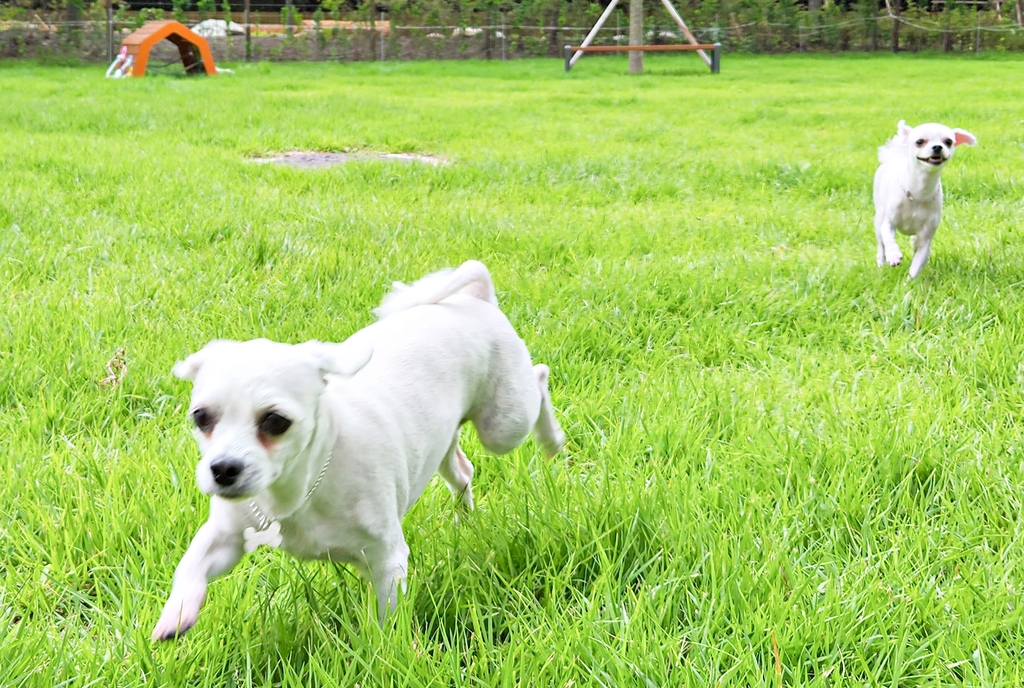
252, 151, 447, 168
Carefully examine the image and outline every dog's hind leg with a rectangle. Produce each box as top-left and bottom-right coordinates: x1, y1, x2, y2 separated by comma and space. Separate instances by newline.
532, 364, 565, 457
438, 432, 474, 510
875, 223, 886, 268
471, 353, 563, 457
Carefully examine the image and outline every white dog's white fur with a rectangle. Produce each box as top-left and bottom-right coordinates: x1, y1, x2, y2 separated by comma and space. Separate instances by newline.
152, 260, 565, 640
873, 119, 976, 278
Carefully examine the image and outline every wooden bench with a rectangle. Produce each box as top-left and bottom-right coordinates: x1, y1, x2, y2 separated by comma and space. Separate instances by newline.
564, 42, 721, 73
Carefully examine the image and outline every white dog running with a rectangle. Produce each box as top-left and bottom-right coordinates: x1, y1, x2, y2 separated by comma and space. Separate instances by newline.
873, 119, 976, 278
152, 260, 566, 640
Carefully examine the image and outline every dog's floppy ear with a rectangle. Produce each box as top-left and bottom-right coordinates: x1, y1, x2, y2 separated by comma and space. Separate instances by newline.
173, 340, 232, 380
296, 338, 373, 381
897, 120, 912, 143
953, 128, 977, 147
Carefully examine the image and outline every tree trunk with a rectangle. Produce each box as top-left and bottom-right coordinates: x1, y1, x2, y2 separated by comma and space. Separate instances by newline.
943, 5, 953, 51
546, 7, 560, 57
807, 0, 821, 47
1017, 0, 1022, 25
484, 13, 492, 59
629, 0, 643, 74
244, 0, 251, 62
890, 0, 900, 53
106, 0, 113, 62
66, 0, 83, 48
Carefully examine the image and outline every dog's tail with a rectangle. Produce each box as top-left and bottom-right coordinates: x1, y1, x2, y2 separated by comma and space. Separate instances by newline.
373, 260, 497, 319
878, 119, 908, 164
877, 137, 904, 164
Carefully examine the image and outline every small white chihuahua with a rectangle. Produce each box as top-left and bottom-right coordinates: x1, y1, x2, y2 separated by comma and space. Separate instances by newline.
873, 120, 976, 278
152, 260, 566, 640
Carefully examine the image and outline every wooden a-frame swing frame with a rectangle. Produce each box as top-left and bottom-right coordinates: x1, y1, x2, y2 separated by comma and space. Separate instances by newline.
564, 0, 721, 73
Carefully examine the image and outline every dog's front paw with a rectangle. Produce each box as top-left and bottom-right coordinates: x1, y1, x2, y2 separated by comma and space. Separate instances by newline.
884, 247, 903, 266
152, 594, 203, 641
542, 430, 566, 458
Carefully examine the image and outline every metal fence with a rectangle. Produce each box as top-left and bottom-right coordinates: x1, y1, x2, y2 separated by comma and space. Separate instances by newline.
3, 3, 1023, 63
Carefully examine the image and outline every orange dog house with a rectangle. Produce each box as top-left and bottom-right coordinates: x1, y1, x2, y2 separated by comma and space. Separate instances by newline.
120, 20, 217, 77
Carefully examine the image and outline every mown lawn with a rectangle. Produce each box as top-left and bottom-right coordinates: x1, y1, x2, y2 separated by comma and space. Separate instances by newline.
1, 52, 1023, 686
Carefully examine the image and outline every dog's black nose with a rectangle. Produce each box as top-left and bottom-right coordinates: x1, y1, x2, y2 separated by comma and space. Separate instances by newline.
210, 459, 244, 486
932, 144, 943, 153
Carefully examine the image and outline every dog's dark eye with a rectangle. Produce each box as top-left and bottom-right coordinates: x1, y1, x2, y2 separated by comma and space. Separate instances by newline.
191, 407, 216, 433
915, 139, 926, 147
258, 411, 292, 437
943, 139, 953, 147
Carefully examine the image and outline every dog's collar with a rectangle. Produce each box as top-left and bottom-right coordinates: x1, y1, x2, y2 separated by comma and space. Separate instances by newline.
242, 445, 333, 552
899, 182, 940, 203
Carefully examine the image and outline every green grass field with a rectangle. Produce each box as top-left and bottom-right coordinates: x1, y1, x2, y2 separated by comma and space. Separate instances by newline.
2, 52, 1024, 686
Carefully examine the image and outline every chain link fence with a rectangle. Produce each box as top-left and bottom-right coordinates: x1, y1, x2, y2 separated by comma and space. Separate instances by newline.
3, 1, 1024, 63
